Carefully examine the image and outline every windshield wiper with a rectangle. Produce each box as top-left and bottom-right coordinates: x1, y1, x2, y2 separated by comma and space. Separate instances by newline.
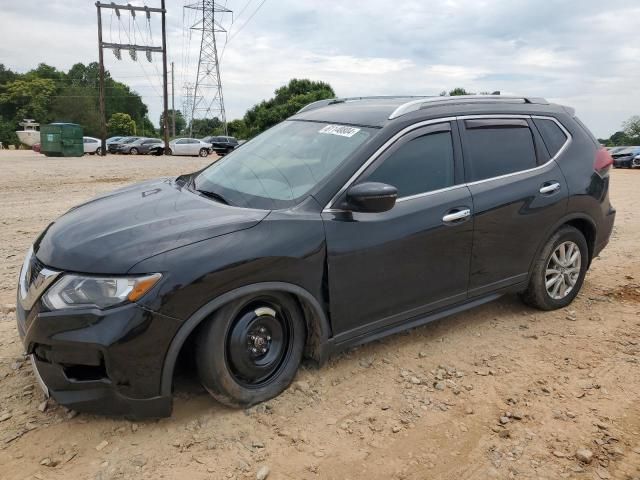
196, 188, 231, 205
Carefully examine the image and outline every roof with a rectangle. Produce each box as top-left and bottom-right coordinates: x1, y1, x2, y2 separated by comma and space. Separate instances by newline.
292, 95, 552, 127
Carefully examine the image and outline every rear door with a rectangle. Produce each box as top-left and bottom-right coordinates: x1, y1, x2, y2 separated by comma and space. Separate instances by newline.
458, 115, 569, 297
322, 121, 474, 341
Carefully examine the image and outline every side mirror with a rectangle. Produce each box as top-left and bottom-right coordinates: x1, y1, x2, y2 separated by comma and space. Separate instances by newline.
345, 182, 397, 213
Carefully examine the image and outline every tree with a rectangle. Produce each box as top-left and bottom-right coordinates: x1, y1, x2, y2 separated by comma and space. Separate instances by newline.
622, 116, 640, 141
449, 87, 471, 96
50, 85, 101, 136
159, 109, 186, 136
0, 77, 57, 122
189, 117, 222, 138
107, 112, 136, 136
240, 78, 335, 138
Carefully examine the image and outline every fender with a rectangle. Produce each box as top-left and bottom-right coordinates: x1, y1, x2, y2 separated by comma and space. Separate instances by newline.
160, 282, 331, 397
526, 211, 597, 281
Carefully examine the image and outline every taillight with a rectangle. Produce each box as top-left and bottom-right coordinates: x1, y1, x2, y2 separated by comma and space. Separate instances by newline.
594, 147, 613, 177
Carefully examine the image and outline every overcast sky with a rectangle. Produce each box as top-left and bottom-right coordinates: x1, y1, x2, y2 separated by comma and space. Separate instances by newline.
1, 0, 639, 138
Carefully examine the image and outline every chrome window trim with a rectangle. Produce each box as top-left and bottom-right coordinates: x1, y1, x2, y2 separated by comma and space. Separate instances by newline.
323, 114, 571, 212
322, 117, 457, 211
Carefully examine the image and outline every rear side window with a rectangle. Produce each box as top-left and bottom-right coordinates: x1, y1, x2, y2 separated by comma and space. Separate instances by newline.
463, 120, 537, 181
364, 130, 454, 197
533, 118, 568, 157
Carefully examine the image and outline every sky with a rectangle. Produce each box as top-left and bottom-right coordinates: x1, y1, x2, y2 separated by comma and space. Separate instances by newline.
1, 0, 639, 138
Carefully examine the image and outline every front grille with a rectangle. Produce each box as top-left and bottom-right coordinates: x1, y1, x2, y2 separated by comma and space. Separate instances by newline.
27, 257, 45, 287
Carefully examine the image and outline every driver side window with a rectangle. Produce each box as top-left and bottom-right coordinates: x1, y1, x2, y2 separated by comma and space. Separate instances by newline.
363, 127, 455, 198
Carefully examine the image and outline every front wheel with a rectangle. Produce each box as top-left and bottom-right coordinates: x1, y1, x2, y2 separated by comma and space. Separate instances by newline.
195, 293, 306, 408
520, 226, 588, 310
199, 148, 209, 157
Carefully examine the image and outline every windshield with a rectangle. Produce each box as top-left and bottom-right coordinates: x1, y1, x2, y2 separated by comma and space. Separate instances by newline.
194, 120, 374, 209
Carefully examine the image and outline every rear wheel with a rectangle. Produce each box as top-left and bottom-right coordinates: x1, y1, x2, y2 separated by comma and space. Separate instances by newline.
520, 226, 588, 310
129, 147, 139, 155
195, 293, 306, 407
96, 147, 102, 155
199, 148, 209, 157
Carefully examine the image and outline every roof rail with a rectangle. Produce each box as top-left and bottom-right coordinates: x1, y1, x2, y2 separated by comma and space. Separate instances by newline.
297, 96, 432, 115
388, 95, 549, 120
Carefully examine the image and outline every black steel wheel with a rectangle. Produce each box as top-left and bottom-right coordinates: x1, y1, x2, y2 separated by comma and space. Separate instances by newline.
195, 293, 306, 407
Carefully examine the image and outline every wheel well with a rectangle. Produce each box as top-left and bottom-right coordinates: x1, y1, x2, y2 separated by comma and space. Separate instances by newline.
565, 218, 595, 265
162, 283, 330, 396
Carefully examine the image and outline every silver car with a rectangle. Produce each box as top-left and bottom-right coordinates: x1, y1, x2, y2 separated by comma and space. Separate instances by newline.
168, 138, 212, 157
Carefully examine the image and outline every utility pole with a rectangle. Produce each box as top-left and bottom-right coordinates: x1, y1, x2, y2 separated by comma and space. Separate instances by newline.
160, 0, 169, 154
171, 61, 176, 137
95, 1, 168, 153
185, 1, 231, 136
96, 5, 107, 156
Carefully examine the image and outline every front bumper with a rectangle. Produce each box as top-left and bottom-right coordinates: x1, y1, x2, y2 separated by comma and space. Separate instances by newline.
17, 295, 178, 418
613, 157, 632, 167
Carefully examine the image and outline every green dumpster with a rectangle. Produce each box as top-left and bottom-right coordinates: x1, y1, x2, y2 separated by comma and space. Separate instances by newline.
40, 123, 84, 157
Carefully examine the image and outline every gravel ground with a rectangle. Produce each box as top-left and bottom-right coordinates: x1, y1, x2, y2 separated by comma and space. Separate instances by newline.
0, 150, 639, 480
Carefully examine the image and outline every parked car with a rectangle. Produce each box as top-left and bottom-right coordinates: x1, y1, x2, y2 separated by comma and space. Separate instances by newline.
611, 146, 640, 168
118, 137, 163, 155
83, 136, 102, 155
106, 136, 123, 145
16, 95, 615, 418
107, 136, 140, 154
201, 135, 239, 155
168, 138, 212, 157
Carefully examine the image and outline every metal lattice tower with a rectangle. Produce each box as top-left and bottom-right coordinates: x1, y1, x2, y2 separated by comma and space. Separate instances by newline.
182, 82, 195, 131
185, 0, 231, 135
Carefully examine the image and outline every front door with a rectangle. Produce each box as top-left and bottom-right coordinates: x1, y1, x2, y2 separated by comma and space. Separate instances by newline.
322, 121, 473, 343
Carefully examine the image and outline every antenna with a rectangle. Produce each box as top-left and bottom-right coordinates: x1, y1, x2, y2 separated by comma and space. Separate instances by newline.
184, 0, 231, 136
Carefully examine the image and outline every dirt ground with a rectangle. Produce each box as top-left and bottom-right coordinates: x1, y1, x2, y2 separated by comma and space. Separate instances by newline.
0, 150, 638, 480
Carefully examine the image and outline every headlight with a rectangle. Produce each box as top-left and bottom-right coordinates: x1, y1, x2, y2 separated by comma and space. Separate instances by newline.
42, 273, 161, 310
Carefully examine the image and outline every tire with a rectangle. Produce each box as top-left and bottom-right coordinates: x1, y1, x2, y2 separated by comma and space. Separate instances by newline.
96, 147, 102, 155
195, 292, 306, 408
199, 148, 209, 157
520, 225, 588, 310
130, 147, 138, 155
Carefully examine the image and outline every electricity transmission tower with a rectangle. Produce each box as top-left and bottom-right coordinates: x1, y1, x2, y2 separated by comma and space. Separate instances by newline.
182, 82, 195, 131
185, 0, 231, 136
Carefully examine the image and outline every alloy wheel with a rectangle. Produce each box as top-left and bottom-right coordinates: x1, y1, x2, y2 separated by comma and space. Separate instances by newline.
545, 241, 581, 300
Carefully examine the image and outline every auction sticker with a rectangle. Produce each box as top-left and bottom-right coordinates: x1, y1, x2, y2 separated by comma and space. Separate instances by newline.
318, 125, 361, 138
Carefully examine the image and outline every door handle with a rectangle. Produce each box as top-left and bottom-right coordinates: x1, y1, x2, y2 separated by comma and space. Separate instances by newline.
539, 182, 561, 194
442, 208, 471, 223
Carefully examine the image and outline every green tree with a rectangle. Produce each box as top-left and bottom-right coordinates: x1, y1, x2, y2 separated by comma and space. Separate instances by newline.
49, 85, 101, 136
0, 77, 57, 122
240, 78, 335, 138
160, 109, 186, 136
107, 112, 136, 136
622, 116, 640, 141
189, 117, 222, 138
448, 87, 472, 96
227, 118, 248, 139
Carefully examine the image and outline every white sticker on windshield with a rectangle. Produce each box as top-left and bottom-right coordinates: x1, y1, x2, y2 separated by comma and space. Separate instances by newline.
318, 124, 361, 138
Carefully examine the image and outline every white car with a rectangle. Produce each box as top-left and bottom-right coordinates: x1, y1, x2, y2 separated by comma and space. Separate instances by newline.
83, 136, 102, 155
168, 138, 212, 157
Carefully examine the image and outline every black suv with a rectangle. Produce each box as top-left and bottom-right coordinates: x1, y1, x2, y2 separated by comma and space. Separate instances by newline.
16, 96, 615, 418
202, 135, 239, 155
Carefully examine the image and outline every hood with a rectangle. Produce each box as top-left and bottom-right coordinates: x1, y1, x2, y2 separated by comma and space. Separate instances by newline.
35, 178, 269, 274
